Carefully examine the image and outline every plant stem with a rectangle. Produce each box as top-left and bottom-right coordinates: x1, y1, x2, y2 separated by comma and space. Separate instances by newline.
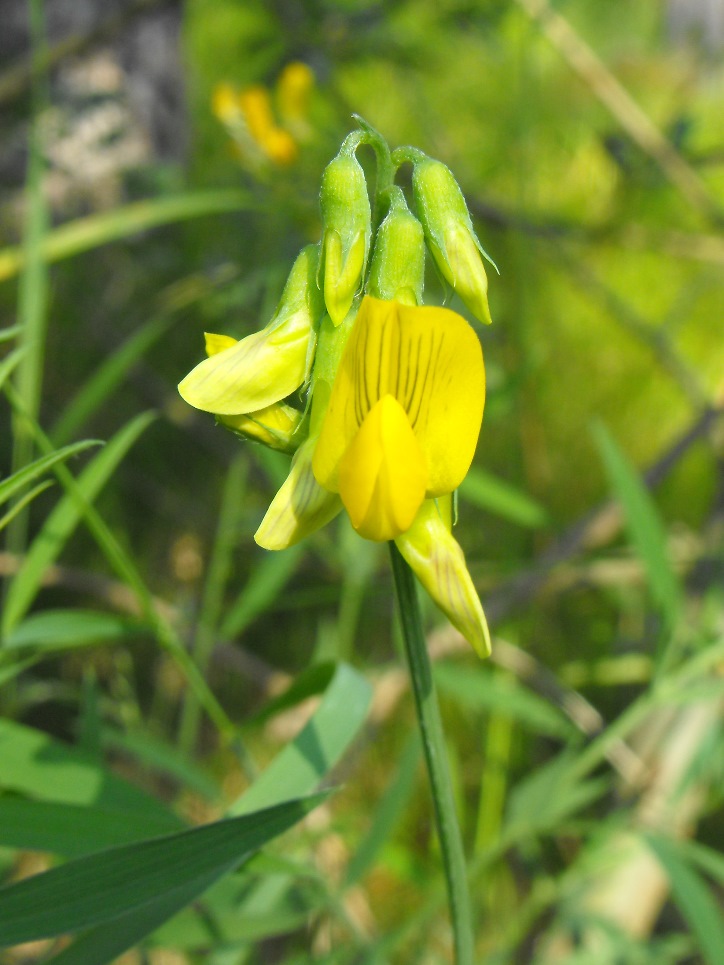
388, 542, 475, 965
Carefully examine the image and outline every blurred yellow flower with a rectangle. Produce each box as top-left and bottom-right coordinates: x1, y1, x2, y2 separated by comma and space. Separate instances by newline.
212, 62, 315, 170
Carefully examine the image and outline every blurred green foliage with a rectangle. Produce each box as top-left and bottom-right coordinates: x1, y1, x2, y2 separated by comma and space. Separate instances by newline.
0, 0, 723, 962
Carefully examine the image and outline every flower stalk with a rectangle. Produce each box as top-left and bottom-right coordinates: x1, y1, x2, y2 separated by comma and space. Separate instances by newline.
389, 542, 475, 965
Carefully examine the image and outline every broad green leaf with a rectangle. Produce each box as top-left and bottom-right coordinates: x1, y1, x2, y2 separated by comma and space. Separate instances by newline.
3, 609, 146, 652
0, 440, 100, 507
434, 662, 576, 739
0, 798, 182, 857
0, 191, 256, 284
230, 662, 372, 816
645, 834, 724, 965
1, 410, 156, 636
0, 793, 326, 947
43, 870, 223, 965
592, 421, 682, 633
0, 719, 180, 824
220, 542, 305, 638
459, 466, 548, 528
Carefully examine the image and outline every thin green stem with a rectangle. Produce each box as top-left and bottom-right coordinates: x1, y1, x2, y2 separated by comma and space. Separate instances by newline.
388, 542, 475, 965
352, 115, 395, 230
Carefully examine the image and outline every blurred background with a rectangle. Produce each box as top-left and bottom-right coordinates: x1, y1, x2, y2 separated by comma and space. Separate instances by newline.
1, 1, 723, 962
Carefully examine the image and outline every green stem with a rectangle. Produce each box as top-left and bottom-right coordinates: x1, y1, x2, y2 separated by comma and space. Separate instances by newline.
388, 542, 475, 965
352, 114, 395, 230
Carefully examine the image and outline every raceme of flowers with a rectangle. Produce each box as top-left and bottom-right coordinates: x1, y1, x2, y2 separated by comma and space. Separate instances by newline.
179, 125, 495, 656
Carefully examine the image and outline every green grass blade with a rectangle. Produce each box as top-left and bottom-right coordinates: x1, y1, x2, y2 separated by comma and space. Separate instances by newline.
42, 869, 224, 965
229, 662, 372, 816
0, 798, 183, 858
101, 728, 221, 803
220, 543, 305, 639
0, 480, 53, 532
0, 346, 25, 390
1, 411, 155, 637
0, 440, 101, 507
0, 191, 257, 285
0, 325, 22, 342
645, 834, 724, 965
434, 661, 576, 739
0, 793, 326, 947
592, 421, 682, 634
51, 314, 174, 445
459, 466, 549, 528
344, 734, 420, 887
2, 609, 146, 653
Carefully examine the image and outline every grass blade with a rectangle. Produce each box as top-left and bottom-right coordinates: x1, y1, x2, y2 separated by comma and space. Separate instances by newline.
230, 662, 372, 816
592, 421, 682, 635
646, 833, 724, 965
0, 440, 101, 507
0, 793, 326, 946
1, 411, 155, 636
0, 191, 257, 284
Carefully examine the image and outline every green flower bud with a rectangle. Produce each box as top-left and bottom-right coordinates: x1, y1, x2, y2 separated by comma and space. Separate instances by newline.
412, 158, 494, 324
368, 188, 425, 306
320, 148, 371, 326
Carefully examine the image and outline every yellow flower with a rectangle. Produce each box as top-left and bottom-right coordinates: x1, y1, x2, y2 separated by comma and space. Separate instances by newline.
312, 296, 485, 541
212, 63, 316, 171
178, 245, 322, 420
250, 295, 489, 655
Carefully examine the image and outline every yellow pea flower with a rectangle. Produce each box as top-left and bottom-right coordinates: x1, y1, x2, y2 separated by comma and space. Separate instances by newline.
178, 245, 322, 419
312, 296, 485, 541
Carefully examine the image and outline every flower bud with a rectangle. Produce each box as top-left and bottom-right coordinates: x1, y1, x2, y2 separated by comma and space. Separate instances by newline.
368, 188, 425, 306
255, 437, 342, 549
178, 244, 324, 416
319, 148, 371, 325
218, 402, 304, 453
412, 158, 493, 324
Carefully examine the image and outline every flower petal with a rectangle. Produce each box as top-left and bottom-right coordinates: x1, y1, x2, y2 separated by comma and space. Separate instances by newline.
205, 332, 237, 356
313, 296, 484, 496
219, 401, 304, 452
338, 395, 426, 541
255, 438, 342, 550
395, 498, 491, 658
178, 318, 309, 415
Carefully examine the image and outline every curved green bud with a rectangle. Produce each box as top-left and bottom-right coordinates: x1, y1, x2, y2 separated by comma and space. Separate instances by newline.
178, 244, 324, 415
368, 188, 425, 305
320, 149, 371, 325
412, 158, 494, 325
